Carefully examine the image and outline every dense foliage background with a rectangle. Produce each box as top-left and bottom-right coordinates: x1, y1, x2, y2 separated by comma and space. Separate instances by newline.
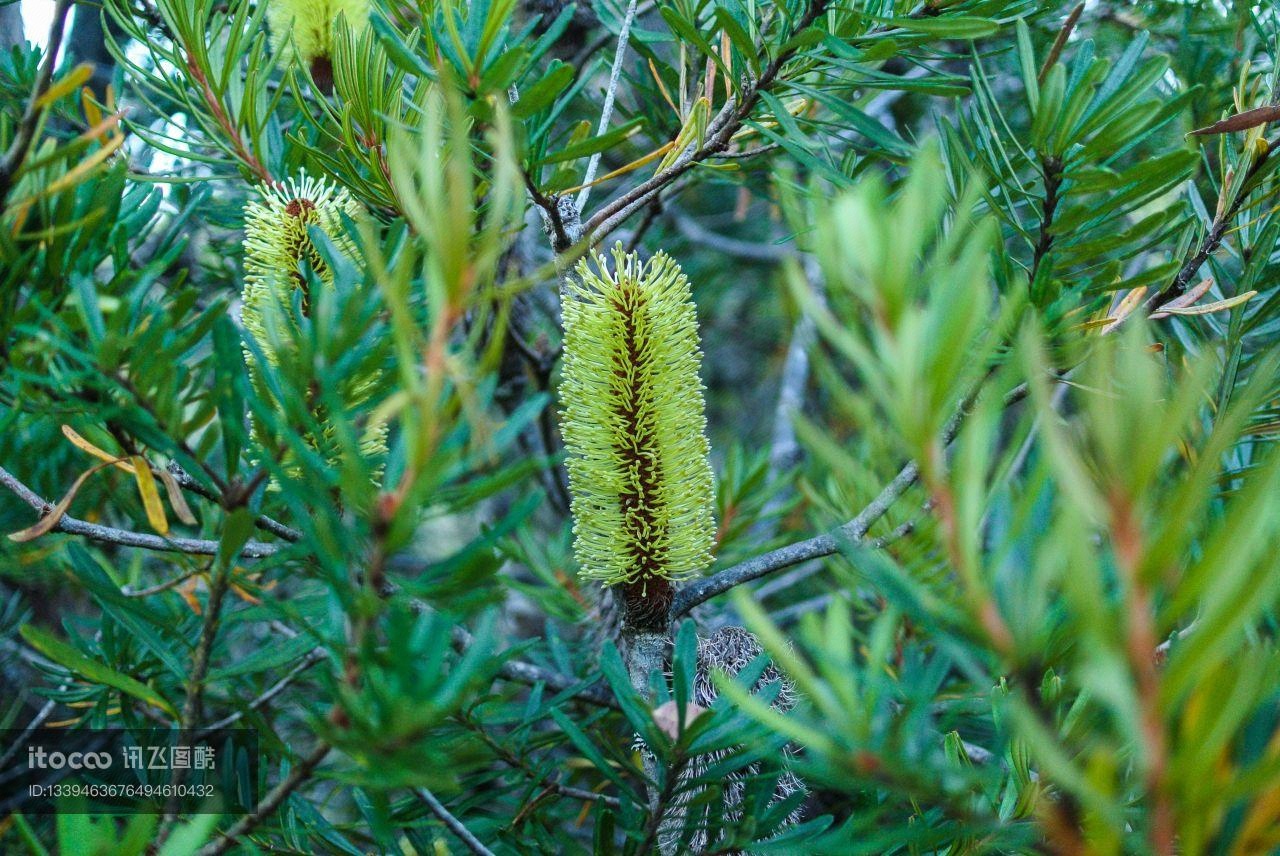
2, 0, 1280, 852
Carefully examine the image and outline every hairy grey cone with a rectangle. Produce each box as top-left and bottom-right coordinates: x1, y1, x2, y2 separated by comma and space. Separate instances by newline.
656, 626, 806, 854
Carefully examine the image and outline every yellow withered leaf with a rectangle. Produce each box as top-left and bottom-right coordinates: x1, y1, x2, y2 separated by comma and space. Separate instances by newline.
81, 86, 102, 127
1158, 290, 1257, 316
62, 424, 134, 473
1149, 278, 1214, 319
64, 426, 196, 526
562, 142, 673, 194
130, 456, 169, 536
656, 97, 710, 173
649, 58, 679, 116
34, 64, 94, 109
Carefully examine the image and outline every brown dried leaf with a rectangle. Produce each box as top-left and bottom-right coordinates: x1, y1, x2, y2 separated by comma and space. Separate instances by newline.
1149, 278, 1214, 319
1191, 105, 1280, 137
179, 576, 204, 614
230, 580, 262, 605
154, 468, 198, 526
652, 699, 707, 739
1038, 3, 1085, 84
1100, 286, 1148, 335
8, 460, 118, 542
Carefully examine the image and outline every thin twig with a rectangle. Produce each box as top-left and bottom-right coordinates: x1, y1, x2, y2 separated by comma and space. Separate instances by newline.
0, 637, 57, 671
0, 697, 58, 770
1152, 137, 1279, 306
0, 466, 280, 558
500, 755, 622, 813
761, 310, 813, 491
534, 402, 574, 515
764, 519, 918, 619
1154, 620, 1197, 664
198, 648, 328, 735
745, 268, 820, 566
709, 143, 781, 160
195, 742, 330, 856
580, 0, 832, 246
525, 172, 580, 253
1029, 156, 1063, 283
415, 787, 497, 856
752, 557, 824, 601
672, 457, 922, 617
674, 381, 1033, 617
576, 0, 640, 214
1108, 495, 1174, 854
169, 464, 302, 542
569, 0, 657, 75
766, 257, 820, 476
159, 487, 264, 838
183, 57, 273, 183
449, 624, 619, 709
673, 212, 792, 262
392, 592, 618, 708
121, 568, 205, 597
559, 783, 620, 805
769, 591, 836, 624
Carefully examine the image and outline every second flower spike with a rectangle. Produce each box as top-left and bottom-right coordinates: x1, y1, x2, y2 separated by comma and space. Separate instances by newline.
266, 0, 370, 92
241, 172, 388, 487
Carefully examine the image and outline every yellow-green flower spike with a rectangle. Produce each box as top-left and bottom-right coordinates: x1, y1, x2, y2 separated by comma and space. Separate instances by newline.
266, 0, 369, 91
241, 172, 387, 482
242, 171, 360, 350
560, 244, 715, 628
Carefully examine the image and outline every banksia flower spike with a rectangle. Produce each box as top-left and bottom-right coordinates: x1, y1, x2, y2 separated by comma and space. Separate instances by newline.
242, 171, 387, 482
267, 0, 370, 92
243, 171, 360, 346
560, 244, 716, 630
244, 170, 360, 281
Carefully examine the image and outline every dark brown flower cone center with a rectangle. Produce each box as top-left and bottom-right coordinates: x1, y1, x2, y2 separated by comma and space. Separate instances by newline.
310, 55, 334, 95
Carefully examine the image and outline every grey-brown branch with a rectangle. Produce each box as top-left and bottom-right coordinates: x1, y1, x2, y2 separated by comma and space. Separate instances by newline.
0, 465, 280, 558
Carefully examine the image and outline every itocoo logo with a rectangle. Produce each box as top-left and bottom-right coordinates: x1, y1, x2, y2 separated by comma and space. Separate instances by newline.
27, 746, 113, 770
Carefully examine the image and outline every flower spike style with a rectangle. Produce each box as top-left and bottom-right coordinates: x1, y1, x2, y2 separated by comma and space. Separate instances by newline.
560, 245, 716, 629
241, 172, 387, 483
267, 0, 370, 91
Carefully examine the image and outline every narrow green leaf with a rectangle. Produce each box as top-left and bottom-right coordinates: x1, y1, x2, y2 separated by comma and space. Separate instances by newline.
881, 15, 998, 38
20, 624, 178, 718
534, 117, 644, 166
